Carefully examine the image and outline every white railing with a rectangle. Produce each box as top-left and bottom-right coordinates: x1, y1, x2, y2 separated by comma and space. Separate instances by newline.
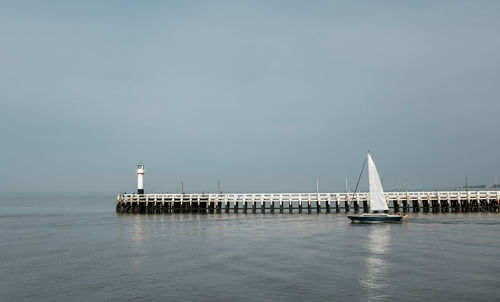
117, 191, 500, 203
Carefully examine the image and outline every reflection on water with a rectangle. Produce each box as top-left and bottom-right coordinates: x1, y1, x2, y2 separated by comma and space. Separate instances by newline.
360, 225, 390, 301
128, 216, 147, 270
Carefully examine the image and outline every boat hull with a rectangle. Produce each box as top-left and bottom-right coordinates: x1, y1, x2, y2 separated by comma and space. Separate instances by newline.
347, 214, 402, 223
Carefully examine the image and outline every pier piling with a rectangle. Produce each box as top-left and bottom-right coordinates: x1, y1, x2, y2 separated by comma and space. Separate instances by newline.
279, 195, 284, 213
393, 197, 400, 213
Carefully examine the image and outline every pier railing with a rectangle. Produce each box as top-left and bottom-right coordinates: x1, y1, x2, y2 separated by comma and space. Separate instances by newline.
116, 191, 500, 214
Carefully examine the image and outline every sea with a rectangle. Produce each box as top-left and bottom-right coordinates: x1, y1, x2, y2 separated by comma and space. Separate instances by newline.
1, 193, 499, 301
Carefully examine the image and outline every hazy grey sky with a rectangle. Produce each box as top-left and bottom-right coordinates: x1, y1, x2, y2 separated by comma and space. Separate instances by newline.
1, 1, 499, 193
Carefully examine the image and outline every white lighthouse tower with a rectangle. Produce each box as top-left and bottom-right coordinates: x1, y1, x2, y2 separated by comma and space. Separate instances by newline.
137, 163, 145, 194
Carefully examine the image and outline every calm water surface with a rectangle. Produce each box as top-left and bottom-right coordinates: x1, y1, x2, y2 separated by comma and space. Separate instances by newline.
1, 193, 499, 301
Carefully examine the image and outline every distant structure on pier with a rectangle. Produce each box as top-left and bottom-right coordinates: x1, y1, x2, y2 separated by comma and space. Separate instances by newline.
137, 163, 144, 194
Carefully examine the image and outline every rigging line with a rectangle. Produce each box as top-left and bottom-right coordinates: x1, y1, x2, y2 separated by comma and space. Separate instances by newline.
353, 156, 367, 196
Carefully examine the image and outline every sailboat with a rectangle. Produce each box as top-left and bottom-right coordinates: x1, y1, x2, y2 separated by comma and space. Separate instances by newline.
347, 152, 403, 223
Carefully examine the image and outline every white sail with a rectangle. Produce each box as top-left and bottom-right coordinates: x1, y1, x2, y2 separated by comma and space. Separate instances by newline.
367, 153, 389, 212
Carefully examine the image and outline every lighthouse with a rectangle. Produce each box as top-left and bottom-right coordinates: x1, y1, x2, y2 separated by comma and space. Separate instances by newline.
137, 163, 145, 194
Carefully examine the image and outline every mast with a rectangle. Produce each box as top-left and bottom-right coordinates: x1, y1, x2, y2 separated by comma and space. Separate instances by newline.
405, 176, 408, 194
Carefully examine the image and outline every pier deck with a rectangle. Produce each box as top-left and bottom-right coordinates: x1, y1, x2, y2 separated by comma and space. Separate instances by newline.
116, 191, 500, 214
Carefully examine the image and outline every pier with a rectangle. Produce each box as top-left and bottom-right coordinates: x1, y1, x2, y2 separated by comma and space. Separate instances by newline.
117, 164, 499, 214
116, 191, 500, 214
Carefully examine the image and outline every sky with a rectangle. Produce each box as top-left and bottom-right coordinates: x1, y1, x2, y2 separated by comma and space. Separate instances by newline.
1, 0, 499, 193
